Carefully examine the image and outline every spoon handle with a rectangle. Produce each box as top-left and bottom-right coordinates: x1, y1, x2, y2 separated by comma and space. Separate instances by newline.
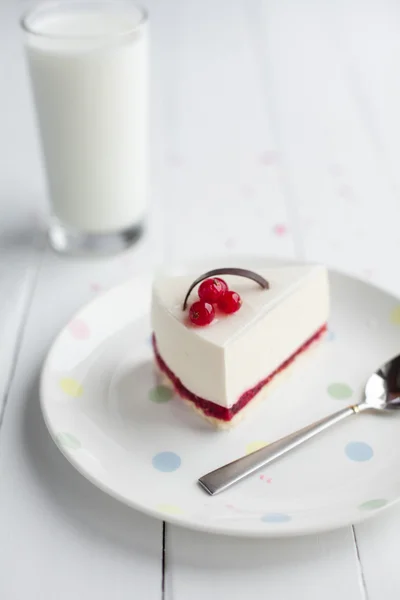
198, 404, 360, 496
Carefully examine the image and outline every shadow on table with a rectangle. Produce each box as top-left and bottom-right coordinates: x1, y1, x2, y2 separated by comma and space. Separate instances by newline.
165, 522, 350, 570
21, 370, 162, 559
0, 210, 47, 252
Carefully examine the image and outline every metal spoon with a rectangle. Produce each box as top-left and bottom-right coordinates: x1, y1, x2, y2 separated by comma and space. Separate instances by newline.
198, 354, 400, 496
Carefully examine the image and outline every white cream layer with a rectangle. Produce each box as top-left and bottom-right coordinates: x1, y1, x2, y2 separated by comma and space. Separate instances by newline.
151, 265, 329, 408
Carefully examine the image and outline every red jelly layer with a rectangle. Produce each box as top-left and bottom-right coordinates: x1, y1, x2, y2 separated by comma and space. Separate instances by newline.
152, 324, 327, 422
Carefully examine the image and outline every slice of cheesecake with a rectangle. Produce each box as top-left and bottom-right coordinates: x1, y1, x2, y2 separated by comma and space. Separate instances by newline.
151, 265, 329, 428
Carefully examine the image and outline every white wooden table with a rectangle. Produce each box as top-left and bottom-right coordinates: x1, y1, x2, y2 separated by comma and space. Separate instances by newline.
2, 0, 400, 597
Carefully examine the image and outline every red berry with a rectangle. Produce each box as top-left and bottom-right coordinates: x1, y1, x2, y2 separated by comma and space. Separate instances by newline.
189, 300, 215, 326
218, 290, 242, 314
198, 278, 228, 303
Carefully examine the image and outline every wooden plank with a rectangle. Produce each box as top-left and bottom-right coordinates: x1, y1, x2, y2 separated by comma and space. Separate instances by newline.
261, 1, 400, 598
161, 1, 363, 598
323, 2, 400, 597
0, 2, 165, 598
0, 3, 46, 416
166, 527, 363, 600
353, 504, 400, 600
0, 250, 164, 600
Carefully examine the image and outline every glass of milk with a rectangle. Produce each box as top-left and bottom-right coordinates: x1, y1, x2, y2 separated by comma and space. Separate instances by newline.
21, 1, 148, 254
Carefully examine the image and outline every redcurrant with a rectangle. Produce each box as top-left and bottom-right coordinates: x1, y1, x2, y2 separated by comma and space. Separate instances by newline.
189, 300, 215, 326
198, 278, 228, 303
218, 291, 242, 314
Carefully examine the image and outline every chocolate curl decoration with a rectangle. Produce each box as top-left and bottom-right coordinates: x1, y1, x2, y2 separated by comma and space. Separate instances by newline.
182, 268, 269, 310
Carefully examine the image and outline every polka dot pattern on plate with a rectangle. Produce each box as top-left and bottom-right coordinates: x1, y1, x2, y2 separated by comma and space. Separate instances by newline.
68, 318, 90, 340
246, 441, 268, 455
345, 441, 374, 462
60, 377, 83, 398
149, 385, 174, 403
359, 499, 388, 510
261, 513, 291, 523
152, 451, 181, 472
56, 432, 81, 450
390, 305, 400, 325
157, 503, 183, 515
327, 382, 353, 399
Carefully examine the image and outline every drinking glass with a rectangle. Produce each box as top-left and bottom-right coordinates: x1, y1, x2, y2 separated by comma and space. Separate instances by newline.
21, 1, 149, 254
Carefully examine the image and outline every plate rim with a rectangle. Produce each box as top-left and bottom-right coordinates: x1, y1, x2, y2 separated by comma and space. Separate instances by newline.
40, 255, 400, 537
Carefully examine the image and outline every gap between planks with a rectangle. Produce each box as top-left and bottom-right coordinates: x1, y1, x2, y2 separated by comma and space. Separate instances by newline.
0, 236, 46, 433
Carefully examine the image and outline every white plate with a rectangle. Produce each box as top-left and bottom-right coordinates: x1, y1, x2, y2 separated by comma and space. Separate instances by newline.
41, 257, 400, 537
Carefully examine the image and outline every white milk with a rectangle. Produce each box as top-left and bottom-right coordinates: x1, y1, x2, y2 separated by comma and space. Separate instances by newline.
24, 5, 148, 233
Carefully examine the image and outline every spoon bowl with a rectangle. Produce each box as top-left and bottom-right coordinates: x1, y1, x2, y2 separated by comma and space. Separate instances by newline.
364, 355, 400, 411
